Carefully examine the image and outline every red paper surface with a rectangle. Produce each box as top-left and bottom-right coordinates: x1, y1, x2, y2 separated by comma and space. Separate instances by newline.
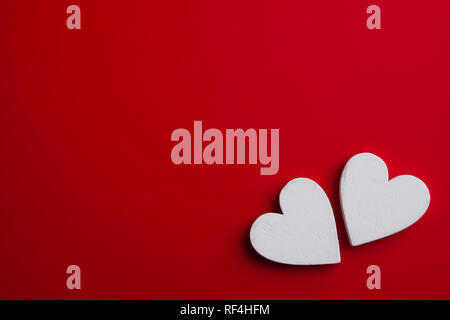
1, 1, 450, 299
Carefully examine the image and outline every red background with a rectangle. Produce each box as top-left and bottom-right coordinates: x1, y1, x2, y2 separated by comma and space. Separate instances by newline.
1, 0, 450, 299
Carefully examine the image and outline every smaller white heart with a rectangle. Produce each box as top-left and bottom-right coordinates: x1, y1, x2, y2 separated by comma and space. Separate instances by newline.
250, 178, 341, 265
340, 153, 430, 246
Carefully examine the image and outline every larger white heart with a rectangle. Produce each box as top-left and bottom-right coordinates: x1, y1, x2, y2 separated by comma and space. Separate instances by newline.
250, 178, 341, 265
340, 153, 430, 246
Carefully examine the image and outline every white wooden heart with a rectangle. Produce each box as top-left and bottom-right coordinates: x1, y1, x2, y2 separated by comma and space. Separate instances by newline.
340, 153, 430, 246
250, 178, 341, 265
